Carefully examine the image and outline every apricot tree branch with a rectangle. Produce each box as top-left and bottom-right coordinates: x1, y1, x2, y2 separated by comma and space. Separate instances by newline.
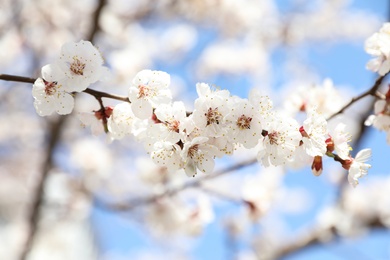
327, 74, 388, 120
94, 157, 258, 211
0, 74, 129, 102
275, 217, 385, 259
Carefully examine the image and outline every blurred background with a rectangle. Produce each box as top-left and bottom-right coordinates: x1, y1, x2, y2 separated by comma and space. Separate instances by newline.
0, 0, 389, 259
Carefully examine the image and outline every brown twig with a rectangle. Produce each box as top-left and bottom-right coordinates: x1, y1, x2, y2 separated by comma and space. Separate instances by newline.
94, 157, 258, 211
82, 88, 129, 102
275, 217, 385, 259
0, 74, 129, 102
327, 74, 387, 120
0, 74, 35, 84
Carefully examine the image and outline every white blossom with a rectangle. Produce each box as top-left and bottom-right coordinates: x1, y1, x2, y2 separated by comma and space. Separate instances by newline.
181, 137, 219, 177
78, 107, 113, 136
128, 70, 172, 119
192, 83, 231, 138
365, 100, 390, 144
107, 102, 136, 141
150, 141, 183, 172
184, 195, 214, 236
365, 23, 390, 75
147, 101, 187, 144
347, 149, 372, 187
257, 113, 301, 167
241, 168, 282, 221
331, 123, 352, 160
55, 40, 110, 92
225, 98, 263, 149
145, 198, 187, 236
300, 109, 327, 157
32, 64, 74, 116
283, 79, 344, 118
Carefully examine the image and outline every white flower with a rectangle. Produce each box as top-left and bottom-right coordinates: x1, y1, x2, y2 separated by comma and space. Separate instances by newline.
300, 110, 327, 157
347, 149, 372, 187
184, 195, 214, 236
145, 198, 187, 236
206, 136, 235, 157
32, 64, 74, 116
248, 89, 273, 118
225, 98, 262, 148
78, 112, 104, 136
283, 79, 344, 118
150, 141, 183, 172
78, 107, 113, 136
128, 70, 172, 119
257, 113, 301, 167
241, 168, 282, 221
55, 40, 110, 92
365, 99, 390, 144
331, 123, 352, 160
192, 83, 231, 138
181, 136, 219, 177
148, 101, 187, 144
107, 102, 136, 141
365, 23, 390, 75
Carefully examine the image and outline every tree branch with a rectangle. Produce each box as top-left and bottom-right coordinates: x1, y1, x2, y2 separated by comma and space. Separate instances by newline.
275, 217, 385, 259
0, 74, 129, 102
82, 88, 129, 102
94, 157, 258, 211
0, 74, 35, 84
327, 74, 387, 120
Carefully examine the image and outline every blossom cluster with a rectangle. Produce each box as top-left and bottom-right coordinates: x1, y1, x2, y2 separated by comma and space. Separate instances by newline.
31, 40, 372, 187
32, 40, 109, 116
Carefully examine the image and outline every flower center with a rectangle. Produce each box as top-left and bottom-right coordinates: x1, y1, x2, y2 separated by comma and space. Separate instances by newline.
188, 144, 199, 158
205, 107, 222, 126
236, 114, 252, 130
381, 103, 390, 115
166, 119, 180, 132
268, 131, 280, 145
44, 80, 58, 96
137, 85, 152, 99
70, 57, 86, 75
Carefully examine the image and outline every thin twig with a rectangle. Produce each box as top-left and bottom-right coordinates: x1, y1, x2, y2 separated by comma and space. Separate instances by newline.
82, 88, 129, 102
0, 74, 35, 84
0, 74, 129, 102
275, 217, 385, 259
94, 157, 258, 211
86, 0, 106, 43
327, 74, 387, 120
198, 186, 243, 204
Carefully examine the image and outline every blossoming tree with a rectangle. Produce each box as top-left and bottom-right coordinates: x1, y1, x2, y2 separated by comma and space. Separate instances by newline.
0, 0, 389, 259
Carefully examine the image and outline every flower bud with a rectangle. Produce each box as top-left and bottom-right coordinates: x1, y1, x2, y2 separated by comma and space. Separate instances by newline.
325, 136, 334, 153
311, 156, 323, 176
